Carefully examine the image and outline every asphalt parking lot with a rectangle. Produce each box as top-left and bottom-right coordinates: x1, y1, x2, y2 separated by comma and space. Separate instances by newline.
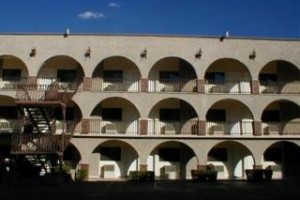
1, 180, 300, 200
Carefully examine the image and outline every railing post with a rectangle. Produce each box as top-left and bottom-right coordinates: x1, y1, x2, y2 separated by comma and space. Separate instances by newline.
197, 79, 205, 93
83, 77, 92, 91
140, 78, 148, 92
139, 119, 148, 135
253, 121, 262, 136
251, 80, 260, 94
198, 120, 206, 135
81, 119, 90, 134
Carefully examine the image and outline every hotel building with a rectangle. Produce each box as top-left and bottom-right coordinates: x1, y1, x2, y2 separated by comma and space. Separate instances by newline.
0, 33, 299, 180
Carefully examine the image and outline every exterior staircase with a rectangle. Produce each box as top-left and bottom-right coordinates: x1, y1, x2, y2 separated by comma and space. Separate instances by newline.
10, 81, 76, 155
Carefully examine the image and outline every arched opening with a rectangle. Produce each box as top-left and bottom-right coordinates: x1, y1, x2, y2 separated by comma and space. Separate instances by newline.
259, 60, 300, 94
208, 141, 254, 179
149, 141, 197, 180
205, 58, 251, 93
148, 57, 197, 92
63, 143, 81, 175
148, 98, 198, 135
90, 140, 139, 179
0, 55, 29, 90
206, 99, 254, 136
0, 95, 21, 134
92, 56, 141, 92
90, 97, 140, 135
261, 100, 300, 136
38, 55, 85, 91
264, 141, 300, 179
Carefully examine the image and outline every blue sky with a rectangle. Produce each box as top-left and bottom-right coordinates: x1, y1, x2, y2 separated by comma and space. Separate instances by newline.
0, 0, 299, 38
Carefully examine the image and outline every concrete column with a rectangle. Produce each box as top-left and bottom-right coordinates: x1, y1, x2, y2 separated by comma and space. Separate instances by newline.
81, 119, 90, 134
139, 119, 148, 135
254, 121, 262, 136
251, 80, 260, 94
140, 78, 148, 92
83, 77, 92, 91
197, 79, 205, 93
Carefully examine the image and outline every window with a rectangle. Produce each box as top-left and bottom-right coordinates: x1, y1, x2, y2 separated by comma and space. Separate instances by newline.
2, 69, 21, 81
57, 70, 77, 82
206, 109, 226, 122
259, 73, 277, 84
262, 110, 280, 122
103, 70, 123, 82
205, 72, 225, 84
159, 71, 179, 81
102, 108, 122, 121
159, 148, 180, 162
160, 109, 180, 121
208, 148, 228, 162
100, 147, 121, 161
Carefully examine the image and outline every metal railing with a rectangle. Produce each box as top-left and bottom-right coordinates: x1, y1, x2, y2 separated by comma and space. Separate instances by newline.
0, 77, 28, 90
205, 80, 251, 94
89, 119, 139, 135
147, 119, 199, 135
0, 119, 22, 133
260, 81, 300, 94
262, 121, 300, 135
206, 121, 254, 136
91, 78, 140, 92
148, 79, 197, 92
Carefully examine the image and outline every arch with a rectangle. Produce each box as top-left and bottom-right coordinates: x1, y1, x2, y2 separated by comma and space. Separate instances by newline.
205, 99, 254, 136
148, 98, 199, 135
63, 143, 82, 169
90, 97, 140, 135
261, 100, 300, 136
148, 57, 198, 93
149, 140, 197, 180
37, 55, 85, 91
0, 55, 29, 85
204, 58, 252, 93
263, 141, 300, 179
90, 139, 139, 179
92, 56, 141, 92
259, 60, 300, 94
207, 141, 255, 179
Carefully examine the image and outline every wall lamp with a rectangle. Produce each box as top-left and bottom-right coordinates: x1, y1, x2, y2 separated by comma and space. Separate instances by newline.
85, 47, 91, 58
249, 50, 256, 60
140, 48, 147, 59
195, 48, 202, 59
30, 47, 36, 57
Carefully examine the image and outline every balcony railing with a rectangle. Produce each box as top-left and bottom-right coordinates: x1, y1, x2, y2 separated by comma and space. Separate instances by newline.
91, 78, 139, 92
205, 80, 251, 94
260, 81, 300, 94
38, 78, 82, 91
89, 119, 139, 135
262, 121, 300, 135
0, 77, 28, 90
148, 79, 197, 92
206, 121, 254, 136
0, 119, 22, 133
147, 119, 199, 135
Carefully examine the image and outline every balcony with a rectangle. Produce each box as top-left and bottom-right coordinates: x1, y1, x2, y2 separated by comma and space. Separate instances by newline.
0, 77, 28, 90
147, 120, 199, 135
206, 121, 254, 136
205, 80, 251, 94
91, 78, 139, 92
260, 81, 300, 94
262, 121, 300, 136
148, 79, 197, 92
0, 119, 22, 133
89, 119, 139, 135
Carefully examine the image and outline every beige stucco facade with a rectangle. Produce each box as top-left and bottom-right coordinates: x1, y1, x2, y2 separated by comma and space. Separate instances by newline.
0, 33, 300, 180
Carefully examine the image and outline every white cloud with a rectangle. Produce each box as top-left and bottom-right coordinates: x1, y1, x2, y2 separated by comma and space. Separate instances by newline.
108, 2, 121, 8
78, 11, 106, 19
